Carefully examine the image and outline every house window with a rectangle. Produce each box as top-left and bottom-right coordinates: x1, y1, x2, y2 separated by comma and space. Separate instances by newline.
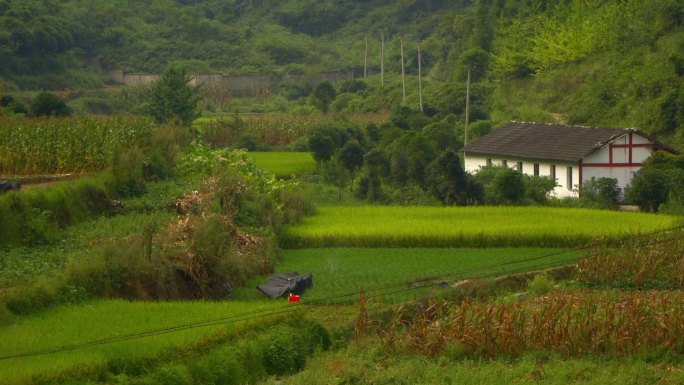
486, 158, 492, 166
502, 159, 508, 167
550, 164, 556, 181
566, 166, 573, 190
533, 163, 539, 176
517, 161, 523, 172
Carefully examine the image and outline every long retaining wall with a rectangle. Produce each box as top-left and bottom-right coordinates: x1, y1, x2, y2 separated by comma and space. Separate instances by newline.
109, 66, 379, 96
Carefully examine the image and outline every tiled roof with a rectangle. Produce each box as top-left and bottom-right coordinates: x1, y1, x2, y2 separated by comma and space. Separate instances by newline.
462, 122, 642, 162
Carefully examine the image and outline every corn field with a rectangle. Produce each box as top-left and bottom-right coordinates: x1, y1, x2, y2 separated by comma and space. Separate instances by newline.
196, 112, 387, 147
379, 291, 684, 358
0, 115, 155, 175
577, 231, 684, 289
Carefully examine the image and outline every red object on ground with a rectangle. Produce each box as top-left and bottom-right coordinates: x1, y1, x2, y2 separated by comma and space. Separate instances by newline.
288, 294, 300, 303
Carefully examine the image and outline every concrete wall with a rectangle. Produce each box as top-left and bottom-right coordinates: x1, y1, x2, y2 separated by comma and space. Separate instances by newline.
110, 67, 379, 96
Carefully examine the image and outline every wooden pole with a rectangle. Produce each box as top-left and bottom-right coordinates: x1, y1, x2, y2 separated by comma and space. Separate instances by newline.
364, 34, 368, 79
465, 67, 471, 146
400, 37, 406, 103
381, 30, 385, 86
417, 41, 423, 113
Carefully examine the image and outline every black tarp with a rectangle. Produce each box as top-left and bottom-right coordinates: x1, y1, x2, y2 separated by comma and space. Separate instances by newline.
0, 181, 20, 193
257, 272, 313, 299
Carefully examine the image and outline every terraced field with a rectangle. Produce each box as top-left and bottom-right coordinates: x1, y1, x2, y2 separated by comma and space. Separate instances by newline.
281, 205, 681, 248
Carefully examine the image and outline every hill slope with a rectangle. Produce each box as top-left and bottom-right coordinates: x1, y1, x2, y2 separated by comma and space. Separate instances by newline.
1, 0, 683, 148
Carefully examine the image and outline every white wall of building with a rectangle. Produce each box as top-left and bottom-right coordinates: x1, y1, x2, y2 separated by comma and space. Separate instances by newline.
464, 154, 579, 198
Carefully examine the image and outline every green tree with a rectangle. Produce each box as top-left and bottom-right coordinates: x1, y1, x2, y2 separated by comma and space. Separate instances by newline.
308, 130, 336, 163
475, 165, 526, 205
356, 148, 389, 202
338, 139, 365, 192
626, 152, 684, 213
627, 168, 670, 212
146, 67, 201, 125
30, 92, 70, 117
311, 81, 336, 113
426, 150, 468, 205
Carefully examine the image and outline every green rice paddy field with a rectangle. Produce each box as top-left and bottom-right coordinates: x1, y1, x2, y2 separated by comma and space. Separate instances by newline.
0, 300, 287, 385
244, 152, 315, 176
281, 205, 682, 248
235, 247, 577, 303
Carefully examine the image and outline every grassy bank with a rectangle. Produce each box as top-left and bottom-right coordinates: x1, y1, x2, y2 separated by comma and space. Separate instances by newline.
281, 206, 682, 248
262, 344, 684, 385
0, 300, 288, 384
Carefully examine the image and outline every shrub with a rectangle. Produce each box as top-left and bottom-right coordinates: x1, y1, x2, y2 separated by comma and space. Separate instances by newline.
111, 146, 147, 197
1, 95, 28, 114
525, 175, 557, 204
527, 273, 554, 295
29, 92, 71, 117
3, 276, 61, 315
579, 177, 622, 208
150, 365, 193, 385
475, 165, 526, 205
234, 132, 259, 151
189, 347, 246, 385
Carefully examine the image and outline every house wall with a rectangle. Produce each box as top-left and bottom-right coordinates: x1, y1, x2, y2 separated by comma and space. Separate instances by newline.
464, 154, 579, 198
581, 132, 657, 193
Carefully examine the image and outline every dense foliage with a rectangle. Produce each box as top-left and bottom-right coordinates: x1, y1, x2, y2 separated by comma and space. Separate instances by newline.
1, 0, 683, 152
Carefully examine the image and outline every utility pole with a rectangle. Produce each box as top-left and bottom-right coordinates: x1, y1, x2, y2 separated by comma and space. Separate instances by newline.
380, 30, 385, 86
417, 41, 423, 113
464, 67, 471, 146
400, 37, 406, 103
364, 34, 368, 79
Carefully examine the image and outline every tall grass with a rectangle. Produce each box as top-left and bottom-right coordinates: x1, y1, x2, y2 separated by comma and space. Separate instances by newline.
281, 206, 682, 248
0, 115, 155, 175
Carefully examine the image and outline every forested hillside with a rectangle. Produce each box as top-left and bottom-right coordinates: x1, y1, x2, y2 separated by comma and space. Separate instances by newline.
1, 0, 683, 148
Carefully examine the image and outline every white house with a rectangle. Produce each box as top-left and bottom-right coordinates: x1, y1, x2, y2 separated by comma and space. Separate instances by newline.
461, 122, 679, 198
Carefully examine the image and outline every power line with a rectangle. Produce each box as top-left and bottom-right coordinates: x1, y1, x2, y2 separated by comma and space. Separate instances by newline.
1, 225, 682, 361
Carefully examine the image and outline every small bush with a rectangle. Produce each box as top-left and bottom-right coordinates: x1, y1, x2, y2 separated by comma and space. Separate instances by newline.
580, 177, 622, 208
234, 132, 259, 151
527, 273, 554, 295
189, 347, 246, 385
256, 325, 308, 375
111, 146, 147, 197
4, 277, 61, 315
149, 365, 193, 385
289, 136, 309, 151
